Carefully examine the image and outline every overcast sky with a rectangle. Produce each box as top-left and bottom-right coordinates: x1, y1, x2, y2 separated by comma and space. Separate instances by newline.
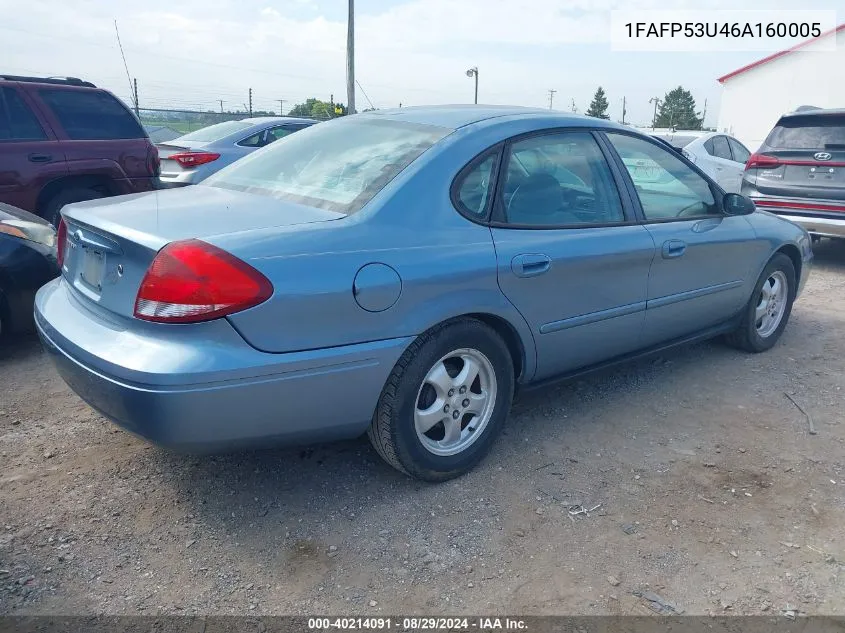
0, 0, 840, 126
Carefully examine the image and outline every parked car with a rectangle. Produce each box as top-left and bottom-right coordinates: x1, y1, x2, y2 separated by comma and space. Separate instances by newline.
650, 131, 752, 193
157, 117, 316, 187
0, 75, 159, 226
35, 106, 812, 481
742, 108, 845, 240
0, 202, 58, 340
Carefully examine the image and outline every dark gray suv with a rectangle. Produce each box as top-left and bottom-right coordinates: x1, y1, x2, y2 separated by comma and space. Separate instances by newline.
742, 108, 845, 239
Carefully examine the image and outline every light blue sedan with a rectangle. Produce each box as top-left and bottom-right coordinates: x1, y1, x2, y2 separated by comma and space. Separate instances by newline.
35, 106, 812, 481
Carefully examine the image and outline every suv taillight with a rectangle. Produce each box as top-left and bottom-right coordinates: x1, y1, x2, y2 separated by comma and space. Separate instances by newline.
57, 219, 67, 268
168, 151, 221, 168
745, 153, 780, 170
134, 240, 273, 323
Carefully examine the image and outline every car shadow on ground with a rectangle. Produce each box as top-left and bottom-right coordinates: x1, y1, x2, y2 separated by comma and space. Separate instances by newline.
140, 336, 735, 548
811, 238, 845, 271
0, 331, 42, 365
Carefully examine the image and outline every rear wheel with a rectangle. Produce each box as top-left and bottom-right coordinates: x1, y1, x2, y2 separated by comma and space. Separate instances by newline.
368, 318, 514, 481
726, 253, 795, 353
42, 187, 105, 227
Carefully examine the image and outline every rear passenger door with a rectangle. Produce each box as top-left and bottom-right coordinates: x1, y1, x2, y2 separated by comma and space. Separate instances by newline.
479, 130, 656, 380
604, 132, 757, 346
0, 85, 67, 213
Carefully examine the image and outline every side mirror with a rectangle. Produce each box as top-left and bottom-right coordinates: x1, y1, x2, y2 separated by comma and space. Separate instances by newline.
723, 193, 755, 216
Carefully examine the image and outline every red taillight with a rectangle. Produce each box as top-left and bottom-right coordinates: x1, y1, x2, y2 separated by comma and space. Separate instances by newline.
56, 219, 67, 268
168, 151, 220, 168
745, 153, 780, 170
134, 240, 273, 323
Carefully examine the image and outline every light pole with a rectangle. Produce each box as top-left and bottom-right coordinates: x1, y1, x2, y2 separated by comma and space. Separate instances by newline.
346, 0, 355, 114
649, 97, 661, 129
466, 67, 478, 104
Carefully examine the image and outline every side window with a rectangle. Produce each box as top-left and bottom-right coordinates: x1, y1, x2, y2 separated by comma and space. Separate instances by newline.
238, 131, 264, 148
454, 151, 498, 218
39, 89, 144, 140
499, 132, 624, 227
711, 135, 732, 160
703, 138, 715, 155
606, 133, 718, 220
266, 126, 293, 143
0, 87, 47, 141
728, 137, 751, 164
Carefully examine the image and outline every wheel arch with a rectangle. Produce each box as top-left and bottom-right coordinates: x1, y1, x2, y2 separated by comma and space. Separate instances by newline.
36, 175, 117, 218
465, 312, 528, 383
774, 243, 802, 294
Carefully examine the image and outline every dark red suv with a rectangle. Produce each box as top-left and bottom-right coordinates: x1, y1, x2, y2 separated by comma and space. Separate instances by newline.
0, 75, 159, 225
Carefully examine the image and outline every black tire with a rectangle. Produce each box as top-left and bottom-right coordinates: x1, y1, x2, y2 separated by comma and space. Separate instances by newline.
0, 290, 8, 343
726, 253, 796, 353
42, 187, 105, 227
368, 318, 515, 481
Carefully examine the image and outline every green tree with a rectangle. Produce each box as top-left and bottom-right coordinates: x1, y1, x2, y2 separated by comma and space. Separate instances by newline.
585, 86, 610, 119
288, 98, 347, 119
654, 86, 703, 130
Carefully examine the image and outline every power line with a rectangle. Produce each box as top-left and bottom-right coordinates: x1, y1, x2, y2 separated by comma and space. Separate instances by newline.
113, 20, 135, 109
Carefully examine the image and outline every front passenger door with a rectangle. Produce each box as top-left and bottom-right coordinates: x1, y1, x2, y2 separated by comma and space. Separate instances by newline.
480, 131, 656, 380
605, 132, 757, 346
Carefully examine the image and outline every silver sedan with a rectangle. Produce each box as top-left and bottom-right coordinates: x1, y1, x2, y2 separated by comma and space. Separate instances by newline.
156, 116, 315, 187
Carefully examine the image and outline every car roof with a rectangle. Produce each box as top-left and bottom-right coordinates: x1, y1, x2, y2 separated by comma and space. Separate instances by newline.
358, 105, 616, 130
780, 107, 845, 119
240, 116, 315, 125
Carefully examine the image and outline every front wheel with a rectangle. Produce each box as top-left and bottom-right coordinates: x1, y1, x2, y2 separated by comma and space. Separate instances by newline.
368, 318, 515, 481
726, 253, 796, 353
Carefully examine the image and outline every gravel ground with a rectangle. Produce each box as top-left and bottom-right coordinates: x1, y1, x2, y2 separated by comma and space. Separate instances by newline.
1, 242, 844, 617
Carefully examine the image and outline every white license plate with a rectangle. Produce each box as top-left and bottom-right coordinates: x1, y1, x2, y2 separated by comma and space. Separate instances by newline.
81, 249, 105, 288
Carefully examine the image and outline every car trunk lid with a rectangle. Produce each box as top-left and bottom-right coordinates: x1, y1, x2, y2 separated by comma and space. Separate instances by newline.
59, 185, 343, 318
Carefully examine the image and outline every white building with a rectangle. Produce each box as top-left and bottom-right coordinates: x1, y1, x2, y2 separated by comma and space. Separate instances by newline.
717, 24, 845, 152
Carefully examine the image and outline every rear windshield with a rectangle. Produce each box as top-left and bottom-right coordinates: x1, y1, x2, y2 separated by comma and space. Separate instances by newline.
766, 115, 845, 149
39, 89, 145, 140
651, 134, 698, 150
203, 118, 450, 214
176, 120, 254, 143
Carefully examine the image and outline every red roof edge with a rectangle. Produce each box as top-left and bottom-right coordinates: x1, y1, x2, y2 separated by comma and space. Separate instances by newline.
718, 23, 845, 84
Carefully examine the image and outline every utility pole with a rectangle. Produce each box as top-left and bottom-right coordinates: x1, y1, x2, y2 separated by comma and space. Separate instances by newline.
278, 99, 285, 116
218, 100, 224, 114
346, 0, 355, 114
248, 88, 253, 117
702, 98, 708, 127
621, 96, 627, 124
649, 97, 661, 129
570, 98, 577, 113
330, 93, 334, 117
133, 78, 139, 118
547, 89, 557, 110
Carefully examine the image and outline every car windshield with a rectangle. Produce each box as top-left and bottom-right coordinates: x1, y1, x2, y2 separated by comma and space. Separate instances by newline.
176, 120, 254, 143
766, 115, 845, 149
203, 118, 450, 214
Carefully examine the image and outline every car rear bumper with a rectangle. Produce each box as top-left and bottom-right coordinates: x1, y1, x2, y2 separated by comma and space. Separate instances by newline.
34, 278, 412, 452
750, 197, 845, 238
